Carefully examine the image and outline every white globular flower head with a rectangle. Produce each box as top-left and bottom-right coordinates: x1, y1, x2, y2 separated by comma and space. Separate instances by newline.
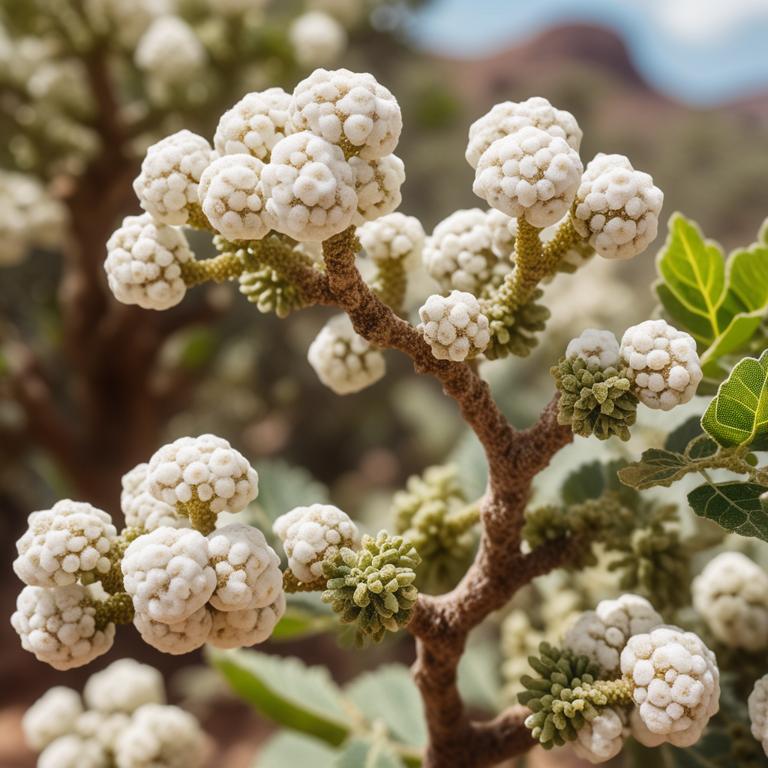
39, 734, 110, 768
565, 328, 621, 370
307, 314, 386, 395
564, 594, 663, 676
485, 208, 516, 258
84, 659, 165, 714
574, 153, 663, 260
572, 707, 626, 764
76, 710, 131, 754
358, 212, 425, 265
135, 16, 206, 84
290, 11, 347, 68
207, 523, 283, 611
214, 88, 292, 162
692, 552, 768, 652
620, 625, 720, 747
147, 434, 259, 516
620, 319, 702, 410
418, 291, 490, 362
115, 704, 206, 768
273, 504, 359, 584
133, 605, 212, 655
262, 131, 357, 241
349, 153, 405, 225
121, 528, 215, 623
133, 130, 214, 226
290, 68, 402, 159
466, 96, 582, 169
11, 584, 115, 670
748, 674, 768, 756
121, 463, 188, 532
473, 126, 583, 228
208, 594, 286, 649
423, 208, 512, 294
105, 213, 193, 311
23, 686, 83, 750
14, 500, 117, 588
198, 154, 272, 241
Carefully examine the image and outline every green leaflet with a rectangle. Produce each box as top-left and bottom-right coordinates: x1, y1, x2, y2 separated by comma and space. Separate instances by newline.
271, 594, 337, 641
257, 733, 338, 768
655, 214, 768, 379
687, 481, 768, 542
701, 351, 768, 447
335, 739, 406, 768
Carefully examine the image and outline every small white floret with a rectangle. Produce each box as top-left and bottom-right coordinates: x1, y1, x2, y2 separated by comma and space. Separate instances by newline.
207, 593, 286, 649
22, 686, 83, 750
84, 659, 165, 714
565, 328, 621, 370
418, 291, 490, 362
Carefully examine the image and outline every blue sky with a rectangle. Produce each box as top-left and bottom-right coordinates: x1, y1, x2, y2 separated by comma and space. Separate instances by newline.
407, 0, 768, 105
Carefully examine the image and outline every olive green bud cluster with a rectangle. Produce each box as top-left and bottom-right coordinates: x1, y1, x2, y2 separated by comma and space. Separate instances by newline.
482, 288, 550, 359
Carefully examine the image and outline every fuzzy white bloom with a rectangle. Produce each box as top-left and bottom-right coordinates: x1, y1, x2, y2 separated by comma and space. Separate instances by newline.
147, 434, 259, 516
350, 154, 405, 225
84, 659, 165, 714
135, 16, 206, 83
629, 707, 667, 748
76, 710, 131, 752
208, 593, 286, 649
423, 208, 512, 294
214, 88, 292, 162
133, 605, 212, 655
290, 11, 347, 68
565, 328, 621, 370
572, 707, 626, 764
39, 734, 110, 768
121, 464, 187, 532
14, 500, 117, 588
692, 552, 768, 652
485, 208, 516, 258
358, 212, 425, 264
748, 674, 768, 756
307, 314, 386, 394
198, 154, 272, 241
11, 584, 115, 670
418, 291, 490, 362
573, 154, 663, 260
290, 68, 402, 160
122, 528, 215, 623
133, 130, 214, 226
620, 626, 720, 747
23, 686, 83, 750
565, 594, 663, 676
105, 213, 193, 311
473, 126, 583, 228
262, 131, 356, 241
207, 523, 283, 611
273, 504, 359, 584
115, 704, 206, 768
620, 320, 702, 410
466, 96, 582, 169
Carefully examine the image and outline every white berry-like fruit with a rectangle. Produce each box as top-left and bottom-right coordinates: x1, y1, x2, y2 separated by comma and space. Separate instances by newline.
565, 328, 621, 370
273, 504, 359, 584
22, 686, 83, 750
418, 291, 490, 362
289, 11, 347, 68
208, 593, 286, 649
105, 213, 193, 311
473, 126, 583, 228
133, 605, 212, 655
620, 319, 702, 410
358, 212, 425, 264
84, 659, 165, 714
349, 153, 405, 225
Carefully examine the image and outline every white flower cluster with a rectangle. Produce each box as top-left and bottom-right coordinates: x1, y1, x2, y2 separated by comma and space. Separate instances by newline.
572, 707, 626, 764
564, 593, 662, 675
133, 605, 213, 656
748, 674, 768, 756
290, 11, 347, 68
104, 213, 193, 311
473, 125, 583, 228
134, 16, 206, 84
573, 153, 663, 260
418, 291, 490, 362
621, 626, 720, 747
120, 463, 189, 532
307, 313, 386, 394
619, 319, 702, 410
133, 130, 215, 226
273, 504, 359, 584
485, 208, 516, 259
14, 500, 117, 587
23, 660, 207, 768
692, 552, 768, 652
358, 212, 426, 264
565, 328, 620, 370
466, 96, 582, 169
423, 208, 513, 295
350, 153, 405, 225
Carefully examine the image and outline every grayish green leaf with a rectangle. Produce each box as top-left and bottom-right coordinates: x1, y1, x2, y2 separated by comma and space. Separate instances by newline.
688, 481, 768, 541
256, 732, 338, 768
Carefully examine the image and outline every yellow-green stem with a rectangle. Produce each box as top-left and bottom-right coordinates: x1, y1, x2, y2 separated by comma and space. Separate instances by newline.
371, 258, 408, 314
181, 252, 245, 286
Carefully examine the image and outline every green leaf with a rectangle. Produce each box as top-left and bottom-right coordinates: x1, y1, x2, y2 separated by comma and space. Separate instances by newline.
457, 639, 502, 713
335, 739, 406, 768
256, 733, 338, 768
560, 460, 633, 505
345, 665, 427, 748
688, 481, 768, 541
664, 416, 704, 453
271, 595, 337, 641
701, 351, 768, 446
618, 449, 693, 490
208, 649, 350, 746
